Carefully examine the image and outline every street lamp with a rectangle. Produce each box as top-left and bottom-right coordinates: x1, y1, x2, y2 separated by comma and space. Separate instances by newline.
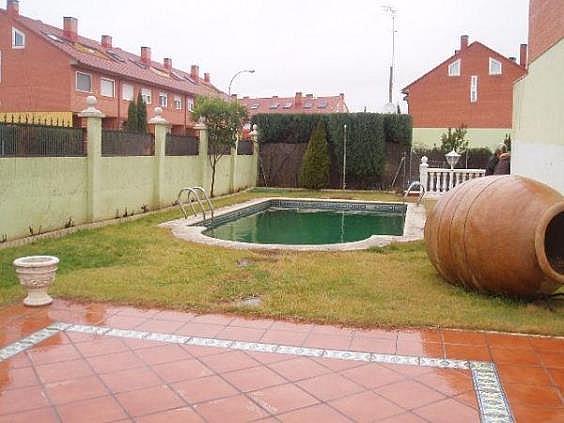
228, 69, 255, 96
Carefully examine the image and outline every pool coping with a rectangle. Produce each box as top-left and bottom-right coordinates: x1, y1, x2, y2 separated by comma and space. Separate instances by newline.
160, 197, 425, 251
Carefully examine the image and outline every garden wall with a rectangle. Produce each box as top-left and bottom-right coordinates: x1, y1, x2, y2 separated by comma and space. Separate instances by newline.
0, 119, 258, 241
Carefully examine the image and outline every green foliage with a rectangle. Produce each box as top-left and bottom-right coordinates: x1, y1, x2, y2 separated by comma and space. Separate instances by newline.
124, 101, 138, 131
440, 125, 468, 153
192, 96, 248, 196
504, 133, 512, 152
251, 113, 412, 182
299, 121, 330, 189
136, 92, 148, 133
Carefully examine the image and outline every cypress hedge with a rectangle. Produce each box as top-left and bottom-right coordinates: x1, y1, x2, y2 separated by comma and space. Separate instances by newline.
299, 121, 330, 189
251, 113, 412, 182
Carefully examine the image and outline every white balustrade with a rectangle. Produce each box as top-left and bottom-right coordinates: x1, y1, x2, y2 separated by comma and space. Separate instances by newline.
419, 156, 485, 197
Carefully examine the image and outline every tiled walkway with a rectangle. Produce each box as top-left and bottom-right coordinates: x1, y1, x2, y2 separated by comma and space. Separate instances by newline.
0, 301, 562, 422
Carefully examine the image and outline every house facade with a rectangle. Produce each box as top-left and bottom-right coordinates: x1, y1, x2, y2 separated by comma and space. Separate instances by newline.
401, 35, 527, 150
512, 0, 564, 193
239, 92, 348, 117
0, 0, 224, 134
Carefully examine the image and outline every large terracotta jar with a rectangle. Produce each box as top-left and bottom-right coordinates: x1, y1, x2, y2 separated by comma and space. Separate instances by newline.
425, 175, 564, 298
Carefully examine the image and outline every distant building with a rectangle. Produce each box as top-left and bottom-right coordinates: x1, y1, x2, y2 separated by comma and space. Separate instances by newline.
401, 35, 527, 149
239, 92, 348, 117
0, 0, 224, 133
513, 0, 563, 193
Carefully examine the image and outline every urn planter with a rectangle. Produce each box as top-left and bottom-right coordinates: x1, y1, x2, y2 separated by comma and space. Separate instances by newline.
13, 256, 59, 306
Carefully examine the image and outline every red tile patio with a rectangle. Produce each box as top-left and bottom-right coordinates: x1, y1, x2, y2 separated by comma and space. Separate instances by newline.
0, 300, 562, 422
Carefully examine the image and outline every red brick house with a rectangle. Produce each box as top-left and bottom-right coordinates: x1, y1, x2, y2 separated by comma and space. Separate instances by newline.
401, 35, 527, 149
0, 0, 225, 133
239, 92, 348, 117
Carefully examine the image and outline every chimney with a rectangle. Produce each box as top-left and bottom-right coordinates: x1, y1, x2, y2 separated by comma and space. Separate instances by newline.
306, 93, 313, 98
231, 94, 237, 99
509, 57, 516, 62
520, 43, 528, 68
204, 72, 210, 83
163, 57, 172, 71
190, 65, 199, 82
339, 93, 345, 100
140, 47, 151, 65
63, 17, 78, 43
101, 35, 112, 49
272, 95, 278, 99
7, 0, 19, 16
460, 34, 469, 50
295, 92, 303, 106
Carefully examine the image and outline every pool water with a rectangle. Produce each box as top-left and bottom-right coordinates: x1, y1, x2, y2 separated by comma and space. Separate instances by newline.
203, 207, 405, 245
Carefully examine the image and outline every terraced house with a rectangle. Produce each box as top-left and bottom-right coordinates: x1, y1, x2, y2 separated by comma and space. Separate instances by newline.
402, 35, 527, 149
239, 92, 349, 117
0, 0, 224, 134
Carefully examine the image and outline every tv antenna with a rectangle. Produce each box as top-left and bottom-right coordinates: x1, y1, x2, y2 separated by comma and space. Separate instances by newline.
382, 5, 398, 112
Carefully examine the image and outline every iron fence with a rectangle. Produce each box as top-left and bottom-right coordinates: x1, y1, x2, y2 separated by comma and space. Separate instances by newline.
0, 122, 85, 157
237, 141, 254, 155
102, 130, 154, 156
165, 134, 199, 156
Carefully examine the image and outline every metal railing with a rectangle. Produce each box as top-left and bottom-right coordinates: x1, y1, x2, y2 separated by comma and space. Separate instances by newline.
0, 122, 85, 157
165, 134, 199, 156
101, 130, 154, 156
237, 141, 254, 155
177, 186, 215, 222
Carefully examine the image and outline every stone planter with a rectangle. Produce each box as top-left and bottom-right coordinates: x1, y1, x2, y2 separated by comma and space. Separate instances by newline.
13, 256, 59, 306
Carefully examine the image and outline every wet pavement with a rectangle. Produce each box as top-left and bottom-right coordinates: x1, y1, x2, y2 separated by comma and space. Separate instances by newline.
0, 300, 562, 422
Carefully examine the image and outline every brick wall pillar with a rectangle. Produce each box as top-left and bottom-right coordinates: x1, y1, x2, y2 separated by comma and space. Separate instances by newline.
250, 124, 260, 186
79, 96, 105, 222
229, 136, 238, 193
149, 107, 169, 209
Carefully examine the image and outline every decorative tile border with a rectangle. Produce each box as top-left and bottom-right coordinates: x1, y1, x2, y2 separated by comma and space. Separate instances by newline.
0, 322, 513, 423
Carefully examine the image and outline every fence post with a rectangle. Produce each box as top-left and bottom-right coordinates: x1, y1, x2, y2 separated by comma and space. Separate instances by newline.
419, 156, 429, 192
250, 124, 259, 187
194, 119, 209, 193
79, 96, 105, 222
229, 136, 238, 193
149, 107, 169, 209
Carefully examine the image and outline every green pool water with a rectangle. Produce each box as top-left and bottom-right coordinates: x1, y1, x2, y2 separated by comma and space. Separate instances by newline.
203, 207, 405, 245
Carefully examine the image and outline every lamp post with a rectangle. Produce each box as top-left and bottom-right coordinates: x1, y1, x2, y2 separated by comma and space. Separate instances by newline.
228, 69, 255, 96
342, 124, 348, 190
445, 149, 461, 190
382, 5, 398, 113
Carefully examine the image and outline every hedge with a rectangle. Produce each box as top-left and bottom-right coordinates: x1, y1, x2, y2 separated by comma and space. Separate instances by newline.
251, 113, 412, 182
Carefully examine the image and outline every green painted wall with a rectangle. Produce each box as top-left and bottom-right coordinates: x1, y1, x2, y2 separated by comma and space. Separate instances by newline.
412, 127, 510, 150
161, 156, 202, 205
0, 158, 88, 240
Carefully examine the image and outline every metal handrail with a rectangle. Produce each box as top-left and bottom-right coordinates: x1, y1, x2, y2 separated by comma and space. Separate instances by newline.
404, 181, 426, 206
176, 187, 215, 222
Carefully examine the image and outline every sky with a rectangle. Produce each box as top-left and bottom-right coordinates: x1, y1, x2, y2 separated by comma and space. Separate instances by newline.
20, 0, 529, 112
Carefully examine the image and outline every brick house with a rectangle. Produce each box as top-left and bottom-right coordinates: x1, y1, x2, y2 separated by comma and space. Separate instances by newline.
239, 92, 348, 117
401, 35, 527, 149
0, 0, 225, 134
512, 0, 564, 193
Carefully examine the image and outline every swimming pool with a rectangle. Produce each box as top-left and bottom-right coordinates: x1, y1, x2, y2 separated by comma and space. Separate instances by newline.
162, 197, 425, 251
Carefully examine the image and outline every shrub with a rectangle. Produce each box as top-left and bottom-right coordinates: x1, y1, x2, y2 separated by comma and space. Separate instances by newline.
299, 121, 330, 189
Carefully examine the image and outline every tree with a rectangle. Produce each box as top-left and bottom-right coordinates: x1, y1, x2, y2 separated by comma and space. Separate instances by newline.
504, 133, 511, 152
124, 100, 138, 131
192, 96, 248, 197
299, 120, 330, 189
136, 92, 148, 133
440, 124, 468, 153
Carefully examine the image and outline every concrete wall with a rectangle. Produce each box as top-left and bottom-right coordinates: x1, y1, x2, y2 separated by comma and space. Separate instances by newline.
0, 117, 258, 241
512, 38, 564, 194
412, 127, 508, 150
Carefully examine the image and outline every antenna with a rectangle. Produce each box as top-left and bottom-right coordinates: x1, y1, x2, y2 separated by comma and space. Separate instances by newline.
382, 5, 398, 109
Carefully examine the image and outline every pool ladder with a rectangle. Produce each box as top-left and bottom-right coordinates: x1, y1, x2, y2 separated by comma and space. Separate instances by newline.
177, 187, 215, 223
404, 181, 426, 206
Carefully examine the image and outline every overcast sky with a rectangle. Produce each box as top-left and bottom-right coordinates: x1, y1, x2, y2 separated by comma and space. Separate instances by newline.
21, 0, 529, 112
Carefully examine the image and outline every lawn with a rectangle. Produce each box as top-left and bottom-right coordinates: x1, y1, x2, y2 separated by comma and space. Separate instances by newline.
1, 189, 562, 336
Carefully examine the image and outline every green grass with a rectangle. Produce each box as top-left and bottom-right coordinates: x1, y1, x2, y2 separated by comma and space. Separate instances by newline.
1, 189, 562, 336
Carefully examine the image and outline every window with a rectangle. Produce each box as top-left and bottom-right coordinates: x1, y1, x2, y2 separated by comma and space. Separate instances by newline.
470, 75, 478, 103
141, 88, 152, 104
489, 58, 502, 75
122, 83, 134, 101
12, 27, 25, 49
100, 78, 115, 97
448, 59, 460, 76
159, 92, 168, 108
76, 72, 92, 92
174, 96, 182, 110
186, 97, 194, 112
